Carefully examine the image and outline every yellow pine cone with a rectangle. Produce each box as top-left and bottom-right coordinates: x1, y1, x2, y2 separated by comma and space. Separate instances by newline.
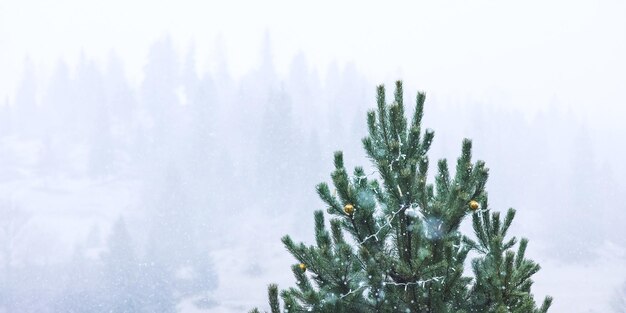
298, 263, 306, 271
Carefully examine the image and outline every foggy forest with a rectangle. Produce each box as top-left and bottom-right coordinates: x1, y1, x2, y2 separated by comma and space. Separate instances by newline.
1, 1, 625, 313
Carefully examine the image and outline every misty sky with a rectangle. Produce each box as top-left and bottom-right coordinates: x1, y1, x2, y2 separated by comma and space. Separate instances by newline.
1, 0, 625, 126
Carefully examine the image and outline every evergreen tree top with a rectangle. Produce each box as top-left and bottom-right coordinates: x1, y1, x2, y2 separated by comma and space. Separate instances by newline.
253, 81, 552, 313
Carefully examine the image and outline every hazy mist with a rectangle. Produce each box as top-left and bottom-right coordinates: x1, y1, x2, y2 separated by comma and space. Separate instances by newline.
0, 1, 625, 312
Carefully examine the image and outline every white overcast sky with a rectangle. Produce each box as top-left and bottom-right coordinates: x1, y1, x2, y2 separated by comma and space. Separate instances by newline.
1, 0, 625, 126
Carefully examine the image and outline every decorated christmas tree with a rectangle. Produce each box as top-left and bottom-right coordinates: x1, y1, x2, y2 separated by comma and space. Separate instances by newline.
252, 81, 552, 313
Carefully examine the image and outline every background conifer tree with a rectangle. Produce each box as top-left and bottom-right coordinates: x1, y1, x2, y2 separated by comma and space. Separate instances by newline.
252, 81, 552, 313
102, 217, 139, 313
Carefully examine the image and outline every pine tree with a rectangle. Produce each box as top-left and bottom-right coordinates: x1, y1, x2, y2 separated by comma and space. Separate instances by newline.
612, 280, 626, 313
252, 81, 552, 313
102, 217, 139, 312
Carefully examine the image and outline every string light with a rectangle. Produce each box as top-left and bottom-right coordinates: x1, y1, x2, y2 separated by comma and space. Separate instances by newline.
384, 276, 445, 291
360, 199, 424, 244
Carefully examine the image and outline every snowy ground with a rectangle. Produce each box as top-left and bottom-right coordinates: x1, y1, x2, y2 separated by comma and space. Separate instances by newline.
533, 241, 626, 313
